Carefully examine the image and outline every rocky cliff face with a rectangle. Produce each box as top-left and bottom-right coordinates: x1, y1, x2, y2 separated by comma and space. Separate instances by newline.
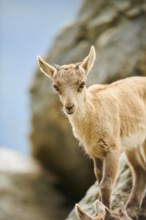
30, 0, 146, 206
66, 155, 132, 220
66, 155, 146, 220
0, 148, 67, 220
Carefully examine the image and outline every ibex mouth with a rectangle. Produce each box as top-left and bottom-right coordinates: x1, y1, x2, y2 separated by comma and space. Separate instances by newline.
66, 109, 75, 115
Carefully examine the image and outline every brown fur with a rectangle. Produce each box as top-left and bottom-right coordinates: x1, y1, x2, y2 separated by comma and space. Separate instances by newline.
37, 46, 146, 218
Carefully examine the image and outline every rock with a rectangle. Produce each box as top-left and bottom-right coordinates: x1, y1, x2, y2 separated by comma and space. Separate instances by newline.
66, 154, 145, 220
29, 0, 146, 205
0, 148, 67, 220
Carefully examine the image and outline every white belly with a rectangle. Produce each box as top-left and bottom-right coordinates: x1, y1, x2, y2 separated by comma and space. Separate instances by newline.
121, 132, 146, 151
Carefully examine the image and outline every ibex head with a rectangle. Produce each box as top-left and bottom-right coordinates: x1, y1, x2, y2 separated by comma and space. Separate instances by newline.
37, 46, 96, 116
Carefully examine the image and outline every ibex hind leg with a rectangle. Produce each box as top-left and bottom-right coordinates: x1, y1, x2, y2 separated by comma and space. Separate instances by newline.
139, 193, 146, 220
125, 147, 146, 218
138, 141, 146, 220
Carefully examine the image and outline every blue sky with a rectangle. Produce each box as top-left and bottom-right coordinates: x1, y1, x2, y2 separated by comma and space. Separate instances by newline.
0, 0, 80, 154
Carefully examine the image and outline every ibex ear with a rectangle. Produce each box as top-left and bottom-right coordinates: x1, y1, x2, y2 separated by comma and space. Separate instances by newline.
75, 204, 92, 220
119, 202, 132, 219
80, 46, 96, 75
105, 206, 112, 216
95, 200, 112, 216
95, 200, 105, 214
37, 56, 56, 80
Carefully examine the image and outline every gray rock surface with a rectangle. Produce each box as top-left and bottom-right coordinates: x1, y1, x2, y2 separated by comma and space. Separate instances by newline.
66, 154, 132, 220
0, 148, 67, 220
66, 155, 146, 220
29, 0, 146, 205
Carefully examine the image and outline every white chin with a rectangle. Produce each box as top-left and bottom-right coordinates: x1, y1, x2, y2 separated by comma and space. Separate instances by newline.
66, 111, 74, 115
64, 109, 75, 115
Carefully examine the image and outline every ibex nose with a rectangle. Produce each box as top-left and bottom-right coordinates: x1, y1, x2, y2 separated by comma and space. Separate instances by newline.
65, 103, 74, 111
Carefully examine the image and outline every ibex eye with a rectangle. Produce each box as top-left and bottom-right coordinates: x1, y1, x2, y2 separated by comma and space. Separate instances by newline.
78, 81, 85, 92
53, 84, 59, 91
79, 82, 85, 89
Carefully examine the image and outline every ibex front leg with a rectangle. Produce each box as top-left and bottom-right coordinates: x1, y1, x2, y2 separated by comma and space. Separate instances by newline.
99, 149, 120, 208
92, 157, 103, 184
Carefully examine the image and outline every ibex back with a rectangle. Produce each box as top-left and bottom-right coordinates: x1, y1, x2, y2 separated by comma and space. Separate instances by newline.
37, 46, 146, 218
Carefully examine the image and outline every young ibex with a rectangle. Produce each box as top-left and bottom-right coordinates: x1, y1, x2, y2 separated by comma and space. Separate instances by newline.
75, 200, 132, 220
37, 46, 146, 217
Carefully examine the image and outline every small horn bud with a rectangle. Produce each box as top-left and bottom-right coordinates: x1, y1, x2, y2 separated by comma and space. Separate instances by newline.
54, 64, 60, 70
75, 62, 81, 69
